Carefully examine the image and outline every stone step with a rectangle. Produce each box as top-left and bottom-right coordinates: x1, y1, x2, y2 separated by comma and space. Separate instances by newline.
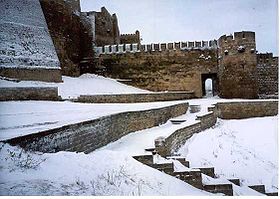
145, 148, 156, 152
193, 167, 215, 178
248, 185, 266, 194
228, 178, 240, 186
166, 156, 190, 167
170, 119, 186, 124
166, 156, 186, 161
132, 155, 153, 165
172, 170, 203, 189
205, 189, 233, 196
207, 106, 215, 112
149, 162, 174, 170
179, 160, 190, 168
189, 105, 201, 113
203, 184, 233, 196
265, 192, 278, 196
151, 163, 174, 175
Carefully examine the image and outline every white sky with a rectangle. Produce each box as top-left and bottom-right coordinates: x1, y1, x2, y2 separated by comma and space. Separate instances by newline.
81, 0, 278, 55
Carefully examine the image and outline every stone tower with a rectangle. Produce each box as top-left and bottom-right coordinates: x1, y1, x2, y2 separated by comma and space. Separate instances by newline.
85, 7, 121, 46
218, 31, 258, 98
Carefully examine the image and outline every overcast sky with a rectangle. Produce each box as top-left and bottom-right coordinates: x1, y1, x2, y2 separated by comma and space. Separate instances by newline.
81, 0, 278, 55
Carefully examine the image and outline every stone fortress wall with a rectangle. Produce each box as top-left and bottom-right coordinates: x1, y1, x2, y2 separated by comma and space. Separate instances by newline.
120, 30, 141, 44
93, 39, 217, 55
218, 32, 258, 99
39, 0, 94, 76
0, 0, 278, 99
94, 46, 218, 97
83, 7, 140, 47
0, 0, 62, 82
93, 30, 278, 99
257, 53, 279, 97
85, 7, 120, 46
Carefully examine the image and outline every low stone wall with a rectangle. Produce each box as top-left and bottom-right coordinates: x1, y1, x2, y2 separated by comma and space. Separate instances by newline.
156, 121, 202, 156
156, 100, 278, 156
5, 103, 188, 153
0, 68, 62, 82
215, 101, 278, 119
0, 87, 60, 101
196, 112, 217, 130
77, 91, 195, 103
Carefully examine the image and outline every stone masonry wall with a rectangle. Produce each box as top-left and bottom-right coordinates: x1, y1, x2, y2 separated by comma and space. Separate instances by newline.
6, 103, 188, 153
95, 49, 218, 97
0, 0, 62, 82
218, 31, 258, 99
0, 87, 59, 101
215, 101, 278, 119
40, 0, 94, 76
85, 7, 120, 46
0, 67, 62, 82
156, 121, 202, 156
120, 31, 140, 44
196, 112, 217, 130
77, 91, 195, 103
257, 53, 279, 97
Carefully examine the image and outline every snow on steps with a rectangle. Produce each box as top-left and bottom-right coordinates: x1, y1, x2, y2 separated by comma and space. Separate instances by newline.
132, 152, 273, 196
132, 102, 278, 196
132, 153, 233, 195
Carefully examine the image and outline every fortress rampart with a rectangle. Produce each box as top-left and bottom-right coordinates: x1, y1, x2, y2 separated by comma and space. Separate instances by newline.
90, 30, 278, 99
218, 31, 258, 99
257, 53, 279, 97
94, 40, 218, 56
0, 0, 277, 99
120, 30, 141, 44
88, 45, 218, 97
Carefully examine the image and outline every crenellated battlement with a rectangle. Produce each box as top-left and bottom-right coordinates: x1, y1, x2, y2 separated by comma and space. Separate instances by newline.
218, 31, 256, 51
120, 30, 140, 44
218, 31, 258, 99
121, 33, 138, 37
257, 53, 278, 64
94, 40, 217, 56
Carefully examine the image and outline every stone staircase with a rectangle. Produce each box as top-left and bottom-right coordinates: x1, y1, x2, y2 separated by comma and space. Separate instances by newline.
133, 151, 278, 196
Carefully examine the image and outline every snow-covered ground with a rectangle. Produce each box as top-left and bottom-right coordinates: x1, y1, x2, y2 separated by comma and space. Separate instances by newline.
1, 97, 274, 141
0, 74, 150, 99
0, 100, 188, 141
0, 143, 211, 196
178, 116, 278, 193
0, 74, 278, 195
0, 101, 276, 195
0, 97, 276, 141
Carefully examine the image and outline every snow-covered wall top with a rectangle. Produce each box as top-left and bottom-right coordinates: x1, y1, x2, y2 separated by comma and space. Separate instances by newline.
0, 0, 60, 69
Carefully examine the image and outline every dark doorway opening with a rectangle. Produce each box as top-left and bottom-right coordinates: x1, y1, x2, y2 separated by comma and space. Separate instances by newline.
201, 73, 218, 97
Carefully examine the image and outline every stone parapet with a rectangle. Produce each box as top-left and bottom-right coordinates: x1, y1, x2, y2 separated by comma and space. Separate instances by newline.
0, 87, 60, 101
5, 103, 188, 153
77, 91, 195, 103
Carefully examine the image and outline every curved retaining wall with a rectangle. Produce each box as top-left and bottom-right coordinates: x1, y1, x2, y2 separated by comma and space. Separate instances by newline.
156, 100, 278, 156
5, 103, 188, 153
77, 91, 195, 103
0, 87, 60, 101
